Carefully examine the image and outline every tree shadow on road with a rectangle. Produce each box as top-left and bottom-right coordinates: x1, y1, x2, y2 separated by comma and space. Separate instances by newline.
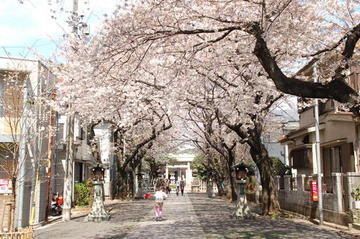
36, 199, 153, 239
188, 194, 356, 239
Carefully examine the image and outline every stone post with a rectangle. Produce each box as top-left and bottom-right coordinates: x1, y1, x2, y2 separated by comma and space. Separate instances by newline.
347, 172, 354, 211
297, 175, 306, 192
185, 162, 192, 192
284, 175, 291, 192
332, 173, 343, 212
275, 176, 280, 191
207, 178, 214, 198
165, 165, 169, 180
284, 144, 289, 166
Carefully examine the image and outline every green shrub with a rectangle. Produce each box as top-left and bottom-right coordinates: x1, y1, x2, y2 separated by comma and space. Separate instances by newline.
351, 186, 360, 201
74, 182, 91, 206
272, 157, 291, 176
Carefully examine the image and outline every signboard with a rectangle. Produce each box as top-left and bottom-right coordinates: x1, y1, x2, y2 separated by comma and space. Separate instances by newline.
311, 180, 318, 202
0, 179, 12, 194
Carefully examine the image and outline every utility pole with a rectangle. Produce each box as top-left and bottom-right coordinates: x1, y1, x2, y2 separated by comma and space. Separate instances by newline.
314, 62, 324, 225
62, 113, 74, 221
15, 81, 30, 228
62, 0, 78, 222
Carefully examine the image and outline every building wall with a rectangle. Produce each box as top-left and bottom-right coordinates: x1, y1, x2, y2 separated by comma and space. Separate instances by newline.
323, 120, 356, 143
299, 109, 315, 128
0, 58, 55, 228
287, 113, 358, 176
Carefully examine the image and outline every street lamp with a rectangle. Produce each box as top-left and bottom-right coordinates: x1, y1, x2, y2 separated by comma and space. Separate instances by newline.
91, 164, 105, 181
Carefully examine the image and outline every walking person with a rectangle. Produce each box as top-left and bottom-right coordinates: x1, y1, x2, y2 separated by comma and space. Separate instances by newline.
165, 179, 171, 195
176, 180, 180, 196
154, 186, 167, 221
180, 179, 185, 196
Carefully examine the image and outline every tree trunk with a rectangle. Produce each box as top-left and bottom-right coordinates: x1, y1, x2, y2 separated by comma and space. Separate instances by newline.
228, 154, 237, 202
10, 176, 16, 231
250, 144, 280, 215
215, 181, 225, 196
228, 163, 237, 202
117, 168, 129, 199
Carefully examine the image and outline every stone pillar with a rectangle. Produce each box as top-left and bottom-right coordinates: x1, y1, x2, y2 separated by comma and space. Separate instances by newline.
297, 174, 305, 192
134, 166, 144, 199
346, 172, 356, 210
186, 162, 192, 192
207, 179, 214, 198
332, 173, 343, 212
94, 125, 113, 197
284, 175, 291, 192
284, 144, 289, 166
165, 165, 169, 179
275, 176, 280, 191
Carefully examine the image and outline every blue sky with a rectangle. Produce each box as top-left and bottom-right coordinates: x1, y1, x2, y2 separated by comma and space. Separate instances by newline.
0, 0, 120, 59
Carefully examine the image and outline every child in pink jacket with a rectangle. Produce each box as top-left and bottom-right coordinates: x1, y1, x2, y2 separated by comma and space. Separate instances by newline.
154, 186, 167, 221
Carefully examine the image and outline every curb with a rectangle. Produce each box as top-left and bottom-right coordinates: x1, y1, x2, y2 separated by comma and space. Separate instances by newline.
280, 209, 360, 236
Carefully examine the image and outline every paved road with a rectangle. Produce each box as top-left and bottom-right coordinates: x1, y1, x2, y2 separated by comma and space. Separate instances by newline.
35, 193, 359, 239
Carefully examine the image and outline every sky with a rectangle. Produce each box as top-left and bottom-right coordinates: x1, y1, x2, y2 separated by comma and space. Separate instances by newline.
0, 0, 120, 59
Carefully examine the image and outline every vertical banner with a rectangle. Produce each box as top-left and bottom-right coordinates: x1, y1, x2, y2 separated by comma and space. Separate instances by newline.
311, 180, 318, 202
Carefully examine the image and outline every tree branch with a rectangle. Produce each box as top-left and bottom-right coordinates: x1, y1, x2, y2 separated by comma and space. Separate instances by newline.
250, 22, 360, 103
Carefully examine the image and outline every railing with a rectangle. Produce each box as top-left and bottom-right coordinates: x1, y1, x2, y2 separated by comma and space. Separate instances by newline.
0, 228, 33, 239
290, 177, 297, 191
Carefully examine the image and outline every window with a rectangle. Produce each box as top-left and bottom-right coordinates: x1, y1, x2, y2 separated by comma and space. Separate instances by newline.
56, 123, 65, 142
290, 148, 311, 169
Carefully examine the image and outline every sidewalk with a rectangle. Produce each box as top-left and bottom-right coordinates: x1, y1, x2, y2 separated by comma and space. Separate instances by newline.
35, 199, 153, 239
35, 193, 360, 238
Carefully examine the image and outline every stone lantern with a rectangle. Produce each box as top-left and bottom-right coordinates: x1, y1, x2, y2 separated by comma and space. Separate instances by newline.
92, 164, 105, 181
233, 163, 251, 219
85, 164, 110, 222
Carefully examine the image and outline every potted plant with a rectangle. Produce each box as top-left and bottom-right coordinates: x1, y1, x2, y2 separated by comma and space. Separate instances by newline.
351, 186, 360, 209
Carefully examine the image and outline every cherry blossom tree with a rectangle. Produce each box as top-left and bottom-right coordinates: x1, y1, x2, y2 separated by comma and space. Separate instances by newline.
89, 0, 359, 103
186, 101, 239, 201
53, 0, 359, 211
178, 63, 282, 213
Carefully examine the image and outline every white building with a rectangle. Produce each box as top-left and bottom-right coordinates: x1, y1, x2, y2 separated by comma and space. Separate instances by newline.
166, 148, 195, 192
52, 114, 94, 198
